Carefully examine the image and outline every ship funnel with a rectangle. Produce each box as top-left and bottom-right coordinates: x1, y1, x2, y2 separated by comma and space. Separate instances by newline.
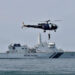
38, 33, 42, 45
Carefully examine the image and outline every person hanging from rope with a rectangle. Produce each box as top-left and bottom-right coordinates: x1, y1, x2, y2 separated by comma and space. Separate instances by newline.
48, 33, 50, 40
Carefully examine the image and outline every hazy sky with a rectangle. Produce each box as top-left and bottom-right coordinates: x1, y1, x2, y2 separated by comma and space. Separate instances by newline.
0, 0, 75, 52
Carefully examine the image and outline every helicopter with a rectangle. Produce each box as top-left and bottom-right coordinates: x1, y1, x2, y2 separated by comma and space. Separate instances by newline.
22, 20, 58, 32
22, 20, 58, 40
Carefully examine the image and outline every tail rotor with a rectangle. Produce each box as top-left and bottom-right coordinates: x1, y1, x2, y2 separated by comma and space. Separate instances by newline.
22, 21, 25, 29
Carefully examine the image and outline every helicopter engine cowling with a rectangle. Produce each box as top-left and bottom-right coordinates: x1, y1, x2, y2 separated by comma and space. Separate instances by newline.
42, 24, 49, 30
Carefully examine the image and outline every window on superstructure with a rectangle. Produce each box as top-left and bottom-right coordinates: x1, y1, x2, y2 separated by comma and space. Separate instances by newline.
22, 48, 24, 49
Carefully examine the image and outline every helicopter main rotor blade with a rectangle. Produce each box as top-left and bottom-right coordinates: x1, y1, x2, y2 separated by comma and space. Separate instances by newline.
53, 20, 62, 22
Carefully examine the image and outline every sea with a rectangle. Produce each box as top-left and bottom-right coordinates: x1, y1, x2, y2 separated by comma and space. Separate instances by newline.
0, 59, 75, 75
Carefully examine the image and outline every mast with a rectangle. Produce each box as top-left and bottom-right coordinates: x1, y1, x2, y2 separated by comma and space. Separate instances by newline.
38, 33, 42, 45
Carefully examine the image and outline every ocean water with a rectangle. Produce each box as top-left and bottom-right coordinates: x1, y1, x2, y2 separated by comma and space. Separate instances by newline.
0, 59, 75, 75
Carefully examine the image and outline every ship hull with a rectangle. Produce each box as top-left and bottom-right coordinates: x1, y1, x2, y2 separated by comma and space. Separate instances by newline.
0, 52, 75, 59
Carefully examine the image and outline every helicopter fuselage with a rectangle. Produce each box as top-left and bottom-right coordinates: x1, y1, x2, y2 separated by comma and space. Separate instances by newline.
22, 20, 58, 32
38, 23, 58, 32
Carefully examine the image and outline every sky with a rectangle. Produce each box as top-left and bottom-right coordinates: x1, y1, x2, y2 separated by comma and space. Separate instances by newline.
0, 0, 75, 52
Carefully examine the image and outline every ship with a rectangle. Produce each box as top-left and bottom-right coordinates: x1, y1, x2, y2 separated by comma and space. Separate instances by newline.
0, 33, 75, 59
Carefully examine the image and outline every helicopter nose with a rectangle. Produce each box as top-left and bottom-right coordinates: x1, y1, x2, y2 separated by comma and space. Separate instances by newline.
54, 25, 58, 32
55, 25, 58, 29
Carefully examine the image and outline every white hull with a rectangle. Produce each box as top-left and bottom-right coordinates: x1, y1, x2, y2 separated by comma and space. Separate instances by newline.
0, 52, 75, 59
0, 53, 51, 59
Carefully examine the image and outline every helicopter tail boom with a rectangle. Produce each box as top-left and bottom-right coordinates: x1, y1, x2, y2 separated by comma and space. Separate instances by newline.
22, 24, 42, 29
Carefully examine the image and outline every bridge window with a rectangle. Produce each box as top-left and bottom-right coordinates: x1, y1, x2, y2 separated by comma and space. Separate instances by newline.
14, 44, 21, 47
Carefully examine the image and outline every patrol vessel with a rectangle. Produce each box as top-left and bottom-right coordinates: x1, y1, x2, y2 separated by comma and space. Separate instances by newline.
0, 33, 75, 59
